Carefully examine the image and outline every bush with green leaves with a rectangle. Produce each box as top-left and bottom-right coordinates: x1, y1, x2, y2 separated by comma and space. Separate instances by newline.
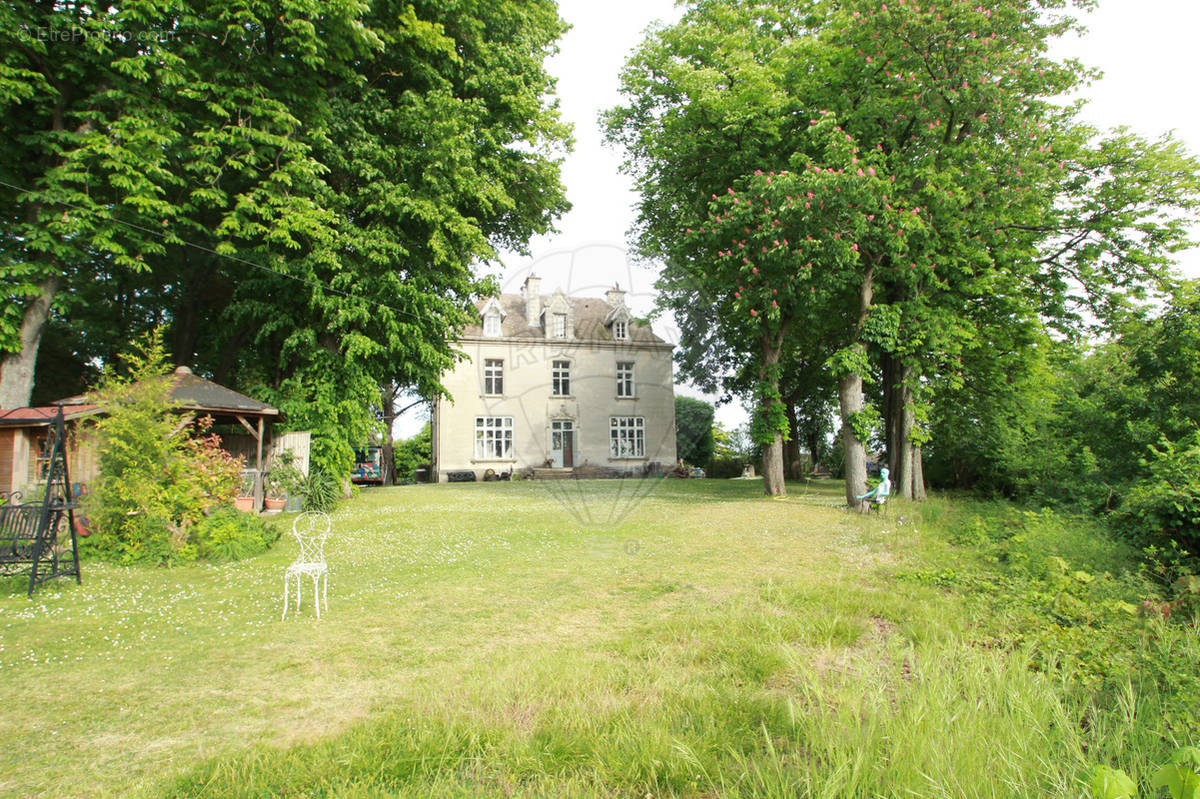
300, 471, 341, 513
191, 508, 281, 562
1115, 432, 1200, 552
85, 331, 243, 565
264, 451, 305, 499
675, 397, 715, 467
392, 423, 431, 483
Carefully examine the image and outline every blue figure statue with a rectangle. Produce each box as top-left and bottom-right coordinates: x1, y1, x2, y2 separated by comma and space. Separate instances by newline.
857, 467, 891, 506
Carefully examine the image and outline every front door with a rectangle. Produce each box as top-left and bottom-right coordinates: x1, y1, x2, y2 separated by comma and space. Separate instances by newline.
550, 420, 574, 468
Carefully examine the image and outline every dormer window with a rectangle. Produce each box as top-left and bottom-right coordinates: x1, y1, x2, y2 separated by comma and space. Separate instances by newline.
613, 320, 628, 341
479, 297, 505, 337
552, 313, 568, 338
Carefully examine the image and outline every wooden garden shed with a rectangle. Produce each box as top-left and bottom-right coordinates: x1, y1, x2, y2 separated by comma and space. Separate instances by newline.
0, 405, 101, 497
1, 367, 285, 505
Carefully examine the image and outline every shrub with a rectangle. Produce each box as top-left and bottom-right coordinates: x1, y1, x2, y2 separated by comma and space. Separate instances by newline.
264, 451, 305, 499
84, 330, 244, 565
1114, 432, 1200, 551
192, 508, 281, 562
300, 470, 340, 512
706, 456, 746, 479
393, 423, 431, 483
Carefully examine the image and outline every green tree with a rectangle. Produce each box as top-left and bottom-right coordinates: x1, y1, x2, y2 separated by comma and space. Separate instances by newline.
606, 0, 1200, 507
675, 396, 716, 467
3, 1, 571, 482
393, 422, 432, 484
87, 330, 243, 565
1, 0, 369, 407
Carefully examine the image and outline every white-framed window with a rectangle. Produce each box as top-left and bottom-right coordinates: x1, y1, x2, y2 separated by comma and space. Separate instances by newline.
475, 416, 513, 460
616, 361, 635, 397
552, 313, 567, 338
483, 312, 501, 337
552, 360, 571, 396
613, 320, 628, 341
483, 359, 503, 395
609, 416, 645, 458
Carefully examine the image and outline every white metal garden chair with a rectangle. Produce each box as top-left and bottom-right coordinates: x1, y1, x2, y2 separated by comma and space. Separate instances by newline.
282, 511, 331, 620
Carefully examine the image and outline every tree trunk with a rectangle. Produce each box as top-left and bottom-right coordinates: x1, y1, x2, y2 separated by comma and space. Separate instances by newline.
912, 445, 927, 500
840, 262, 877, 512
806, 426, 822, 472
762, 430, 786, 496
838, 369, 868, 510
895, 368, 915, 500
883, 352, 899, 476
379, 383, 399, 486
759, 332, 787, 497
783, 397, 803, 479
0, 274, 60, 408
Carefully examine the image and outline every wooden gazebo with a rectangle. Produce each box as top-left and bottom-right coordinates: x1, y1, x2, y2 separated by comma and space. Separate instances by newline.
52, 366, 281, 505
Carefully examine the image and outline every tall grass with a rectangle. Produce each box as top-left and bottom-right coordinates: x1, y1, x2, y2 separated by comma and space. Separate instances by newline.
1, 480, 1192, 797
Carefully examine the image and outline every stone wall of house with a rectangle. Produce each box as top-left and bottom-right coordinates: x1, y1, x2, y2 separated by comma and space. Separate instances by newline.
434, 336, 677, 481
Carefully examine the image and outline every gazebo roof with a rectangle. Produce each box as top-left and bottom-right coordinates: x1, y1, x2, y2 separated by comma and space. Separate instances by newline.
54, 367, 279, 418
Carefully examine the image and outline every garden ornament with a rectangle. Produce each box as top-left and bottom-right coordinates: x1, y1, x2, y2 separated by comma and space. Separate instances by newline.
857, 467, 892, 504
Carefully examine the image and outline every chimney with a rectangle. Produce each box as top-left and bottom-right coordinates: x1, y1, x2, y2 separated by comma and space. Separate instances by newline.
605, 283, 626, 309
522, 274, 542, 326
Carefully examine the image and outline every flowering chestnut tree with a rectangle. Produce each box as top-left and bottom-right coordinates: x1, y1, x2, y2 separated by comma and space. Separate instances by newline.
684, 116, 925, 497
608, 0, 1200, 505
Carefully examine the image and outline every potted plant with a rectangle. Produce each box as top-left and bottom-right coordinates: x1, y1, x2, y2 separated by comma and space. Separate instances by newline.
264, 452, 304, 513
233, 469, 257, 512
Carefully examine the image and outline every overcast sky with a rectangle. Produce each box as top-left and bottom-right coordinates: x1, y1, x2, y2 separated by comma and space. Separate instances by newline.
404, 1, 1200, 438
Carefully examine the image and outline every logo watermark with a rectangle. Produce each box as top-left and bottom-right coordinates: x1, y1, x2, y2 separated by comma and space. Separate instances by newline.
17, 25, 177, 45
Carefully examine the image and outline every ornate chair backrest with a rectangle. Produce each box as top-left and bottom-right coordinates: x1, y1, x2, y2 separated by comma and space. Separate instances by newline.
291, 511, 331, 565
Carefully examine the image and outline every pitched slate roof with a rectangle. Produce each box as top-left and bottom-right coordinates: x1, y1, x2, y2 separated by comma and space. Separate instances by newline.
465, 294, 668, 344
54, 367, 278, 417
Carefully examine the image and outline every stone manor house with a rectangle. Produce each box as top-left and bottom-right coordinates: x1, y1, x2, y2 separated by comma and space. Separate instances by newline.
431, 276, 677, 481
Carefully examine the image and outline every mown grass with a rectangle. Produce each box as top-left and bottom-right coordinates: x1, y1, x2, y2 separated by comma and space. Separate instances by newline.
0, 479, 1193, 797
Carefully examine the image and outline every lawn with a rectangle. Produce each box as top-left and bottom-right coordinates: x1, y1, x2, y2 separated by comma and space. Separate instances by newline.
0, 479, 1190, 797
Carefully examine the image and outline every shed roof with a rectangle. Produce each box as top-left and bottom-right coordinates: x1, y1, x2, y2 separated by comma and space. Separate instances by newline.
0, 405, 102, 428
54, 367, 279, 417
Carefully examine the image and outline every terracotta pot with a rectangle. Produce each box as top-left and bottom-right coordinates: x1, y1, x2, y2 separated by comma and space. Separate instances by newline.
233, 496, 255, 512
264, 497, 286, 511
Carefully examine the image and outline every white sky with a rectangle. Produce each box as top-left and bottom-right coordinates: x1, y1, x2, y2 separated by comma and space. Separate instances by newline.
401, 0, 1200, 439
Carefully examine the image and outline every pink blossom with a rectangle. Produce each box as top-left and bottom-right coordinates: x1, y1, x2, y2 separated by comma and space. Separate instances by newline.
750, 309, 758, 316
850, 243, 859, 250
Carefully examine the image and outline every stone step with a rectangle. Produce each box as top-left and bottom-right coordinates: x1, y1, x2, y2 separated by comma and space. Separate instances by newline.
532, 467, 575, 480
